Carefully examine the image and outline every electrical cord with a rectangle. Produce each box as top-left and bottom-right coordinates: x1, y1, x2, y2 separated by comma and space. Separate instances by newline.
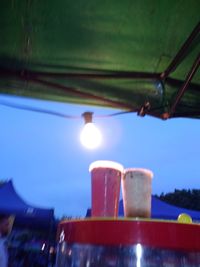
0, 99, 135, 119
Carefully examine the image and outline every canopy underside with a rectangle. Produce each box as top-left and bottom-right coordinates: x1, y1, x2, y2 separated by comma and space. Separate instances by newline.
0, 0, 199, 119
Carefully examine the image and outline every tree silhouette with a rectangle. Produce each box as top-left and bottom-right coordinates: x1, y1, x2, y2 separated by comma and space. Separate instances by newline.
155, 189, 200, 211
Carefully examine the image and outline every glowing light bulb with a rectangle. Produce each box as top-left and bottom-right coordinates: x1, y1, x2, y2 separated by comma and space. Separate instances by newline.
80, 122, 102, 149
80, 112, 102, 149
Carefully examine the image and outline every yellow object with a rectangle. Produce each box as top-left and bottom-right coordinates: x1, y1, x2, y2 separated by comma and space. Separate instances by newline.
177, 213, 192, 224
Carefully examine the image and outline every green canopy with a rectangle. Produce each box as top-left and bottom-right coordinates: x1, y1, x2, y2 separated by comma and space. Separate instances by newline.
0, 0, 199, 119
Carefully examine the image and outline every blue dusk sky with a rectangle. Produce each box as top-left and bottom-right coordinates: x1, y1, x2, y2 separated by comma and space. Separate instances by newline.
0, 94, 200, 218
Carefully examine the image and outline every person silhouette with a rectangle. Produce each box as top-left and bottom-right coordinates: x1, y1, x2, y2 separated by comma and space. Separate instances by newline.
0, 214, 13, 267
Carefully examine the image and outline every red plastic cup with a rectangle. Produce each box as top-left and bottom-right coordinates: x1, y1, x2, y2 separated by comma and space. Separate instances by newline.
89, 160, 124, 217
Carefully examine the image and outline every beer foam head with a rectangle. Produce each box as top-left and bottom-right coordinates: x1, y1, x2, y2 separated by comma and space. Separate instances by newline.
124, 168, 153, 179
89, 160, 124, 173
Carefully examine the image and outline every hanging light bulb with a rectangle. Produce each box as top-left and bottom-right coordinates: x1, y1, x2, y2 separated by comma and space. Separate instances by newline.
80, 112, 102, 149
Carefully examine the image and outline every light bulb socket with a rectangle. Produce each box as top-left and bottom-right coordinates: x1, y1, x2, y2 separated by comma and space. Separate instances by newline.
82, 112, 93, 124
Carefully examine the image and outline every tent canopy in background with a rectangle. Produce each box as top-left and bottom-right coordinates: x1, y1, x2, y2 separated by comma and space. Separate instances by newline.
0, 180, 54, 230
0, 1, 199, 119
118, 196, 200, 222
86, 196, 200, 221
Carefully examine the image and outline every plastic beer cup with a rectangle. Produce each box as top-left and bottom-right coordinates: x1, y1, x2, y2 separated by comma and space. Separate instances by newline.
122, 168, 153, 218
89, 160, 124, 217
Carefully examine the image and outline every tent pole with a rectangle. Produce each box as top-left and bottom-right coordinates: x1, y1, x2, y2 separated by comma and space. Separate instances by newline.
45, 214, 54, 267
160, 21, 200, 79
29, 77, 135, 110
0, 67, 159, 80
169, 52, 200, 117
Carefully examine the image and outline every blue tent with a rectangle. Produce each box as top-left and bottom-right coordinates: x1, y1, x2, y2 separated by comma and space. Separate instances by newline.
86, 196, 200, 222
0, 180, 54, 229
118, 196, 200, 222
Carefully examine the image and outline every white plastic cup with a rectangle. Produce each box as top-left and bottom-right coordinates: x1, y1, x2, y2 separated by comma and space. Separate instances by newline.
122, 168, 153, 218
89, 160, 124, 217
